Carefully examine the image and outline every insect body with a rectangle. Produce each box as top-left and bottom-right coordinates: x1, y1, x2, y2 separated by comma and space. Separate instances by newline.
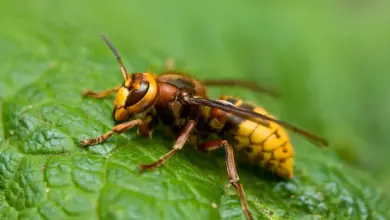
204, 96, 294, 179
81, 34, 329, 220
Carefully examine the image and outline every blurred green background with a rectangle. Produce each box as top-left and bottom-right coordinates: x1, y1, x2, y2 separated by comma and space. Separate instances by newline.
1, 0, 390, 219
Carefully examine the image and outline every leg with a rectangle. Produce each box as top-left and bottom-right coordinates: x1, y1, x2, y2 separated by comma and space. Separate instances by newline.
201, 79, 280, 98
82, 85, 121, 99
138, 120, 196, 173
163, 56, 278, 98
164, 57, 176, 71
199, 140, 254, 220
82, 119, 145, 146
137, 114, 158, 138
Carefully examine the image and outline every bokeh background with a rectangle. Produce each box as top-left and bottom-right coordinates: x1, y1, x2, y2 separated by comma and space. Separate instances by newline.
1, 0, 390, 219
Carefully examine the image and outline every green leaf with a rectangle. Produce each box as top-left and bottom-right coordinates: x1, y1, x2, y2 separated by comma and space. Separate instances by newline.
1, 1, 390, 219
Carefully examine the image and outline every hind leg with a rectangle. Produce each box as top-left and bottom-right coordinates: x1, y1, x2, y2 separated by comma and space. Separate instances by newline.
199, 140, 253, 220
201, 79, 280, 98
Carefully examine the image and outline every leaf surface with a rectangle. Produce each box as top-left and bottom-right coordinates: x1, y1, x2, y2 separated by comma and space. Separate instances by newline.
1, 1, 390, 219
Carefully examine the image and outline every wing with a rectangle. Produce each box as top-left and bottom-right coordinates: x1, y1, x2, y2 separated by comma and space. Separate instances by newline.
191, 97, 329, 147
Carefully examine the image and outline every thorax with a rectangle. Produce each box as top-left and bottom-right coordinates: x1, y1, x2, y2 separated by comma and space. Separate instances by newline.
153, 73, 208, 140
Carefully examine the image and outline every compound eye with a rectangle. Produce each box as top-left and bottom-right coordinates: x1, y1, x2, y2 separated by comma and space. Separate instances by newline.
125, 81, 150, 107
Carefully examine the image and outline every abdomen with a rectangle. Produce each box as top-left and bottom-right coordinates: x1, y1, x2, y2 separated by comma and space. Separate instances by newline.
206, 96, 294, 179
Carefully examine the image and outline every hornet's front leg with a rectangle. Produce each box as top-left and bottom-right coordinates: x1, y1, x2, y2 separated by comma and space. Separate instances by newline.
82, 119, 150, 146
82, 85, 121, 99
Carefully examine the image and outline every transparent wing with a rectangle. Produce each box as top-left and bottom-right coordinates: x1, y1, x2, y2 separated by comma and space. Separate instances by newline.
191, 97, 329, 147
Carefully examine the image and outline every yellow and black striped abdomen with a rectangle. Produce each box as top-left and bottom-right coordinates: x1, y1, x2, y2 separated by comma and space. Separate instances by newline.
208, 96, 294, 179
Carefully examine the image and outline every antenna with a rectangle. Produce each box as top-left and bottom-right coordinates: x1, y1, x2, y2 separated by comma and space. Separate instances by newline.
101, 33, 128, 80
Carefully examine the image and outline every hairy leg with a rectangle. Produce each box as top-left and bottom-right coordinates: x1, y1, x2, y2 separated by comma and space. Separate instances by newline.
199, 140, 253, 220
82, 85, 121, 99
82, 119, 146, 146
201, 79, 280, 98
138, 120, 196, 173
